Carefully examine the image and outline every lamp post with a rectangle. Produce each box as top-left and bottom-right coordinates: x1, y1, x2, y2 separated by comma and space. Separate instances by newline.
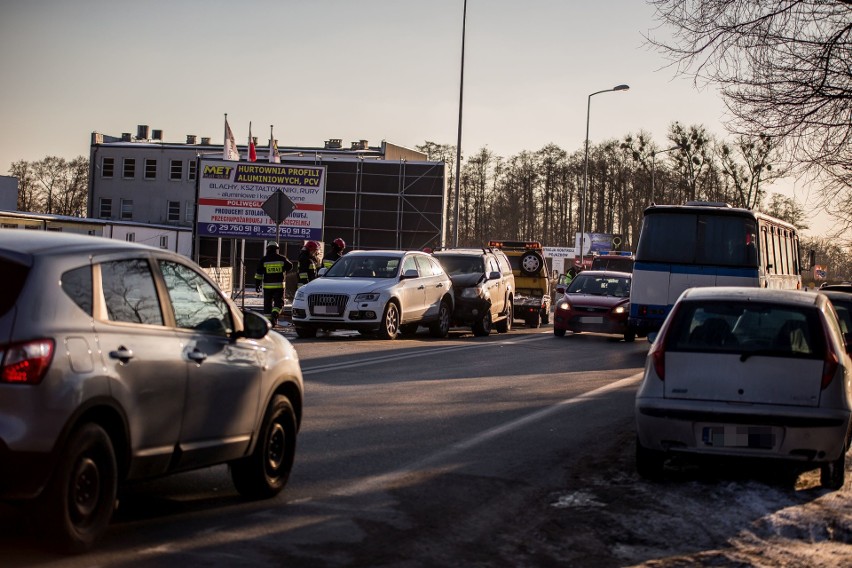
579, 84, 629, 267
452, 0, 467, 247
650, 145, 679, 204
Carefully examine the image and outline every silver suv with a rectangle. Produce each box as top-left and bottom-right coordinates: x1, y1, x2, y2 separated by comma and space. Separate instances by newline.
432, 248, 515, 336
0, 230, 304, 552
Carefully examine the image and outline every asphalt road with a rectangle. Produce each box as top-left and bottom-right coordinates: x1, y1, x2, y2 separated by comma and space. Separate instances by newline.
1, 324, 650, 566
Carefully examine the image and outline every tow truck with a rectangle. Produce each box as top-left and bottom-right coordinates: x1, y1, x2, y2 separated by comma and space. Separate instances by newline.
488, 240, 551, 328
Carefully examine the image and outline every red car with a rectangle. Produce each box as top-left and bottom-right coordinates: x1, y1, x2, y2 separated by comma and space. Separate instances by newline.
553, 270, 636, 341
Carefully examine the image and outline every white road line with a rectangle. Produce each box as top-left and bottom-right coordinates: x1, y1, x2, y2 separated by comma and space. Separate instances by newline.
332, 371, 645, 497
301, 333, 553, 375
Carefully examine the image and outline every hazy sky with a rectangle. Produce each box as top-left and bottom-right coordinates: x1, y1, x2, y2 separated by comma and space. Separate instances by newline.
0, 0, 831, 235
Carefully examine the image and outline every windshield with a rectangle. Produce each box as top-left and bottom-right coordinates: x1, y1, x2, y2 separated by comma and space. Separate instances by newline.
636, 212, 758, 268
324, 255, 400, 279
435, 255, 485, 275
566, 274, 630, 297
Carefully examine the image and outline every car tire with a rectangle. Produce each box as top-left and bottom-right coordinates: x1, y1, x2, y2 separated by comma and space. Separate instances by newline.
624, 328, 636, 343
472, 311, 492, 336
231, 395, 297, 500
376, 302, 400, 340
635, 437, 665, 480
542, 309, 550, 325
429, 300, 451, 338
36, 423, 118, 554
520, 251, 544, 277
820, 448, 847, 490
295, 326, 317, 339
554, 328, 566, 337
495, 302, 513, 333
526, 313, 541, 328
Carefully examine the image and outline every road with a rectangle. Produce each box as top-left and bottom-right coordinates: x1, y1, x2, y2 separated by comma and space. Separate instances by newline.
3, 324, 850, 567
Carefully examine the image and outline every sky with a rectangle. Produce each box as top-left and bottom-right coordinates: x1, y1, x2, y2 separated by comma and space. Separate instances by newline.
0, 0, 832, 236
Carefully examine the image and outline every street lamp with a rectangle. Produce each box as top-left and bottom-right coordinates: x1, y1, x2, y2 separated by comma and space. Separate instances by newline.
579, 84, 629, 266
452, 0, 467, 247
651, 145, 679, 204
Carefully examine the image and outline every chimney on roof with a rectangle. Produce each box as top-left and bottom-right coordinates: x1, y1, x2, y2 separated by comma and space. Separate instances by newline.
121, 133, 132, 142
325, 138, 343, 149
137, 125, 150, 140
200, 137, 212, 145
151, 129, 163, 140
351, 139, 369, 150
186, 135, 198, 144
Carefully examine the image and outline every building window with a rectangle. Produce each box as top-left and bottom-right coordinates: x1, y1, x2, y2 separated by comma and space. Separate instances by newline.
169, 160, 183, 180
125, 233, 135, 242
185, 202, 195, 222
121, 199, 133, 220
168, 200, 181, 222
102, 157, 114, 178
1, 223, 18, 229
123, 158, 136, 178
159, 235, 169, 249
99, 198, 112, 218
188, 160, 197, 180
144, 159, 157, 180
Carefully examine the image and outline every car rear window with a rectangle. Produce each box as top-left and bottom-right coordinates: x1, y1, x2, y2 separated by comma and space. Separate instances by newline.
667, 301, 826, 358
0, 259, 29, 317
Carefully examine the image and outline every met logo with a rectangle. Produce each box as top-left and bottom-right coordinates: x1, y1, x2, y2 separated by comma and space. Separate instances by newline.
202, 165, 234, 179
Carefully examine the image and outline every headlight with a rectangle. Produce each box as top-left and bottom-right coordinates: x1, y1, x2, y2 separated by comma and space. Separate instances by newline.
559, 301, 570, 311
355, 292, 380, 301
460, 287, 488, 300
294, 289, 305, 301
612, 305, 628, 314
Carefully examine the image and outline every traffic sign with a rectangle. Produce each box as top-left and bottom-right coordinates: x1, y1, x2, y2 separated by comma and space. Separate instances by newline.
261, 189, 296, 225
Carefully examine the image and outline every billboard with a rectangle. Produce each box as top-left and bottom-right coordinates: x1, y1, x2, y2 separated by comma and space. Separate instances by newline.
196, 159, 326, 241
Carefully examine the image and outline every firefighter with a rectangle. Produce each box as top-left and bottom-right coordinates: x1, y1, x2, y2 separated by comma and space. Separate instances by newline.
322, 237, 346, 270
298, 240, 321, 288
254, 242, 293, 327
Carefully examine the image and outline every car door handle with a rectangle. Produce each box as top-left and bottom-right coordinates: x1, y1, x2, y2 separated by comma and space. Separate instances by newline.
109, 347, 134, 364
187, 349, 208, 363
436, 283, 444, 288
418, 285, 425, 290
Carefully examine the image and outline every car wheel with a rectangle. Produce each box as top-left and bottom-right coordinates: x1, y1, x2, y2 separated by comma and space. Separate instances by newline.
542, 309, 550, 325
36, 423, 117, 554
554, 328, 566, 337
231, 395, 297, 500
495, 302, 513, 333
376, 302, 400, 340
624, 328, 636, 343
820, 449, 847, 490
429, 300, 451, 338
526, 313, 541, 328
295, 326, 317, 338
635, 437, 665, 480
520, 251, 544, 277
472, 311, 492, 336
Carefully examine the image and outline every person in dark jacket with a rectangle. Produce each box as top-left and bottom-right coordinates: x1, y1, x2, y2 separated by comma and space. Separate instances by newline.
254, 242, 293, 326
298, 240, 321, 288
322, 237, 346, 270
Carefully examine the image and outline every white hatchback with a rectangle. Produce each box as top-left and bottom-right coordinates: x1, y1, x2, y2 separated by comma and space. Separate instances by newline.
635, 287, 852, 488
291, 250, 454, 339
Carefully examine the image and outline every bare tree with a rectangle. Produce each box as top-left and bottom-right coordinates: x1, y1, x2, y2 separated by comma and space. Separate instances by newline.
718, 134, 786, 209
763, 192, 810, 229
8, 160, 38, 212
648, 0, 852, 239
7, 156, 89, 216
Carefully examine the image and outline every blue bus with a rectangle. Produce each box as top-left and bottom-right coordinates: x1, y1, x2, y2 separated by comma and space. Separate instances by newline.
629, 202, 804, 335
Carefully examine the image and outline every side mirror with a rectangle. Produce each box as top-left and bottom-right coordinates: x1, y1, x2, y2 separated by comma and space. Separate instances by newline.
844, 332, 851, 355
318, 267, 328, 277
806, 249, 816, 272
488, 271, 501, 281
238, 310, 271, 340
647, 331, 658, 344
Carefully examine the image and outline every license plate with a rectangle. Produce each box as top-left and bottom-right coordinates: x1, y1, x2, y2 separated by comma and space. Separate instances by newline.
314, 305, 338, 315
701, 425, 775, 449
579, 316, 603, 324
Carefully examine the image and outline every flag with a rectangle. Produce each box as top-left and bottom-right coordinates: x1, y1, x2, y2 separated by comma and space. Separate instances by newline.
248, 122, 257, 162
223, 115, 239, 161
269, 125, 281, 163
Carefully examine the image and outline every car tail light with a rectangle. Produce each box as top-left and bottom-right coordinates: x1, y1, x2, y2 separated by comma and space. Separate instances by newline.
822, 348, 839, 390
0, 339, 55, 385
649, 337, 665, 380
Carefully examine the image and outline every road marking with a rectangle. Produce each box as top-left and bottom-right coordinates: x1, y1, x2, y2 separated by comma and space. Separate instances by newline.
301, 333, 553, 375
332, 371, 645, 497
